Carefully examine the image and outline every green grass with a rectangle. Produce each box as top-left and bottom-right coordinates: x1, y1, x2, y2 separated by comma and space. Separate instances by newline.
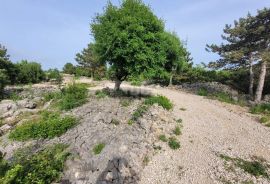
130, 80, 142, 86
128, 119, 134, 125
0, 144, 69, 184
159, 134, 168, 142
197, 88, 208, 96
131, 104, 149, 122
220, 154, 270, 178
8, 92, 22, 101
95, 90, 109, 99
144, 95, 173, 110
43, 91, 61, 102
173, 126, 182, 136
250, 104, 270, 114
9, 111, 77, 141
168, 137, 181, 150
93, 143, 105, 155
120, 99, 132, 107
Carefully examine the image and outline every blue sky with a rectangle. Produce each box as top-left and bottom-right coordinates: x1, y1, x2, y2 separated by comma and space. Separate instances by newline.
0, 0, 269, 70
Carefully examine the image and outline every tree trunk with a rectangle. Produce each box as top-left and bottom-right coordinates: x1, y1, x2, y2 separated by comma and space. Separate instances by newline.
169, 73, 173, 86
255, 61, 267, 102
114, 79, 122, 91
248, 58, 254, 99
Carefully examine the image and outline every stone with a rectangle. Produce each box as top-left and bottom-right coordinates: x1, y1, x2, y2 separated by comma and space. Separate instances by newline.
17, 99, 37, 109
0, 124, 12, 135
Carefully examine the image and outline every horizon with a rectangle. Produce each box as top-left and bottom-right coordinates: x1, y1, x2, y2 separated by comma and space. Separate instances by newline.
1, 0, 269, 70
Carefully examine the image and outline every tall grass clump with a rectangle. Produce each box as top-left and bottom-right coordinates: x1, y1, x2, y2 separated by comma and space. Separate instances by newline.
0, 144, 70, 183
144, 95, 173, 110
250, 103, 270, 114
9, 111, 77, 141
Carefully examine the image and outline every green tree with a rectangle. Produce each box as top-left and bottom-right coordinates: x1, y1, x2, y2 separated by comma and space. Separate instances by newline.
91, 0, 167, 90
0, 69, 8, 99
162, 31, 189, 85
63, 63, 75, 74
75, 43, 105, 79
207, 8, 270, 101
16, 60, 45, 84
0, 44, 17, 84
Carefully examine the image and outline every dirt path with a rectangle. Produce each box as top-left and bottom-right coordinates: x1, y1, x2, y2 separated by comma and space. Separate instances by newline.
95, 82, 270, 184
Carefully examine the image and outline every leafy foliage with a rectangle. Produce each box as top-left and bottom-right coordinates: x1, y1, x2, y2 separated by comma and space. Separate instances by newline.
58, 83, 88, 110
63, 63, 76, 74
0, 144, 70, 184
144, 95, 173, 110
173, 126, 181, 136
9, 111, 77, 141
168, 137, 181, 150
0, 69, 8, 99
95, 89, 109, 99
46, 68, 62, 84
15, 60, 45, 84
159, 134, 167, 142
91, 0, 168, 88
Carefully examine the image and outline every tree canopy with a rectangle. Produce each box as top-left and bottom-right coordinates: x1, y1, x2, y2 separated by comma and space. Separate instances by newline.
91, 0, 169, 89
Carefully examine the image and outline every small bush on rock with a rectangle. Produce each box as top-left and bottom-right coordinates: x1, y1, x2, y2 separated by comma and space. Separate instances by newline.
159, 135, 167, 142
0, 144, 69, 183
9, 111, 77, 141
59, 83, 88, 110
168, 137, 180, 150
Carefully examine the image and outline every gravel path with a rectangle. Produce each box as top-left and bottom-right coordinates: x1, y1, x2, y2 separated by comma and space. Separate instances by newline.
98, 82, 270, 184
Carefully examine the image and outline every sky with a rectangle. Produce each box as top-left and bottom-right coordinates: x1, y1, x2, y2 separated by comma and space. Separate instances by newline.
0, 0, 269, 70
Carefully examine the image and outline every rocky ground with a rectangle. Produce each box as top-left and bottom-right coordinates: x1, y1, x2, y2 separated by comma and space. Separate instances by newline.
0, 79, 270, 184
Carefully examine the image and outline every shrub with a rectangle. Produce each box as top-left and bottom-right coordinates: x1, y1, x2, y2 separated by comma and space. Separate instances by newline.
168, 137, 180, 150
43, 91, 61, 102
9, 111, 77, 141
159, 134, 167, 142
176, 118, 182, 123
131, 104, 149, 122
144, 95, 173, 110
46, 68, 62, 84
93, 143, 105, 155
197, 88, 208, 96
59, 83, 88, 110
15, 60, 45, 84
173, 126, 181, 136
0, 144, 70, 183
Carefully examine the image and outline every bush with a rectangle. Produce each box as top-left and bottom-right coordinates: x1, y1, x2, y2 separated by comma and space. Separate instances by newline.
9, 111, 77, 141
93, 143, 105, 155
43, 91, 61, 102
168, 137, 181, 150
144, 95, 173, 110
58, 83, 88, 110
15, 60, 45, 84
46, 69, 62, 84
197, 88, 208, 96
131, 104, 149, 122
159, 134, 167, 142
173, 126, 181, 136
0, 144, 69, 184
